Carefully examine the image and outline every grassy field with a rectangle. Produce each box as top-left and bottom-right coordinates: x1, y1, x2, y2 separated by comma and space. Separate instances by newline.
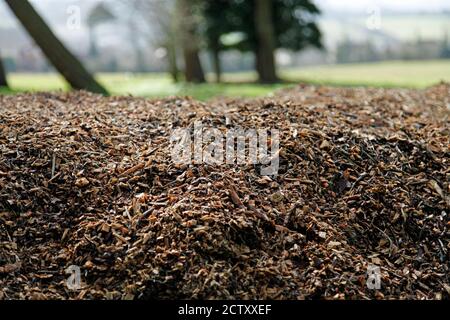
2, 72, 287, 101
284, 60, 450, 88
1, 60, 449, 100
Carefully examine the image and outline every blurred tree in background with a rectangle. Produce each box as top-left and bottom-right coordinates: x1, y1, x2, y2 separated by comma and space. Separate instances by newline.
123, 0, 180, 81
0, 55, 7, 87
201, 0, 323, 83
5, 0, 107, 94
178, 0, 206, 83
255, 0, 278, 82
441, 30, 450, 58
2, 0, 323, 89
201, 0, 235, 83
87, 3, 115, 58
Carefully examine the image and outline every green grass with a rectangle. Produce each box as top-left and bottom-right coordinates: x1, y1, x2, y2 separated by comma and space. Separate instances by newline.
283, 60, 450, 88
2, 60, 450, 100
4, 72, 285, 101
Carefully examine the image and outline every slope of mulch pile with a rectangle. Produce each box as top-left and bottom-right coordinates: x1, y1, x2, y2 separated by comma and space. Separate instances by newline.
0, 84, 448, 300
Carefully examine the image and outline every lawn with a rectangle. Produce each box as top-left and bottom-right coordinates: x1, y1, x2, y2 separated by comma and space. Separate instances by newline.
3, 72, 286, 101
2, 60, 450, 100
284, 60, 450, 88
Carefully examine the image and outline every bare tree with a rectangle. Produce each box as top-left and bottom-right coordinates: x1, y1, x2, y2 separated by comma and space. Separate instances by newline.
120, 0, 179, 81
5, 0, 107, 94
150, 0, 180, 82
254, 0, 278, 83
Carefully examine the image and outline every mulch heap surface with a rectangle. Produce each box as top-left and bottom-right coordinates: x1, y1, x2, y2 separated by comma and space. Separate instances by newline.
0, 84, 449, 300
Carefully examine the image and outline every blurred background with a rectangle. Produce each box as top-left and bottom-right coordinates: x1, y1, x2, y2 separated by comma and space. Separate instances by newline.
0, 0, 449, 100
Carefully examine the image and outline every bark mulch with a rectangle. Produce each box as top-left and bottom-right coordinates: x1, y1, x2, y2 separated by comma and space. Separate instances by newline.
0, 83, 448, 300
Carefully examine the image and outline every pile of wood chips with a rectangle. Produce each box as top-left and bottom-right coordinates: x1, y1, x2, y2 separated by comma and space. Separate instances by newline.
0, 83, 448, 300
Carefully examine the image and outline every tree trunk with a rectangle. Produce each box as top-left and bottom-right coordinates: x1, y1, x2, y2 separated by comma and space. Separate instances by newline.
254, 0, 278, 83
177, 0, 205, 83
133, 45, 146, 72
88, 27, 99, 58
167, 42, 179, 83
128, 21, 146, 73
0, 56, 8, 88
5, 0, 107, 94
211, 44, 222, 83
183, 49, 205, 83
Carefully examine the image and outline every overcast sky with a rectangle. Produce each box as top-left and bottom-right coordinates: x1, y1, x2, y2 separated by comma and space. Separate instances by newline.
26, 0, 450, 14
1, 0, 449, 31
316, 0, 450, 13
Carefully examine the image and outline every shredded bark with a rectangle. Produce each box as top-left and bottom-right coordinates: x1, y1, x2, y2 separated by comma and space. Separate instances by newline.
0, 84, 448, 300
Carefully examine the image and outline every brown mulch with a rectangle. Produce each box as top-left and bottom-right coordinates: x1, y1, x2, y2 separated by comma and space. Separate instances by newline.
0, 84, 448, 300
